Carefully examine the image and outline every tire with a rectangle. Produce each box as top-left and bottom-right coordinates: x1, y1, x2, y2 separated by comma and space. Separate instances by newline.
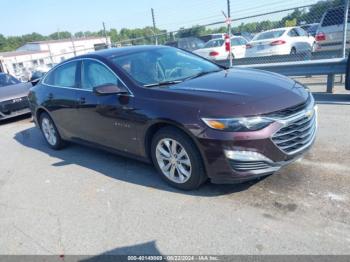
346, 54, 350, 90
151, 127, 207, 190
311, 42, 317, 53
39, 112, 66, 150
290, 47, 297, 55
227, 53, 235, 60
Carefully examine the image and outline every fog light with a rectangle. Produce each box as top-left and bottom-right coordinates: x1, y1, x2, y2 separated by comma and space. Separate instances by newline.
224, 150, 273, 163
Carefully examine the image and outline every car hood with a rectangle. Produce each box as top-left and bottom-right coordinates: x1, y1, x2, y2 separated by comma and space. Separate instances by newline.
0, 82, 31, 102
166, 68, 309, 117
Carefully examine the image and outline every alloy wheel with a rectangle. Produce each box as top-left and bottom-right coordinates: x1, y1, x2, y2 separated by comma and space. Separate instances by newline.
41, 117, 57, 146
155, 138, 192, 184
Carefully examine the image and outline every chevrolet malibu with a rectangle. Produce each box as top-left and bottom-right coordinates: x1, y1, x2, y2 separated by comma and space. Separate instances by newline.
28, 46, 317, 190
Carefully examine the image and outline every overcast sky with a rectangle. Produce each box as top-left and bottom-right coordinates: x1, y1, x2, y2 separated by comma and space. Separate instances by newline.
0, 0, 319, 36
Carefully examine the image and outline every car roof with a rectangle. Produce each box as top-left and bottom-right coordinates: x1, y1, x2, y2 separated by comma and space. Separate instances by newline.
260, 27, 298, 33
75, 45, 169, 60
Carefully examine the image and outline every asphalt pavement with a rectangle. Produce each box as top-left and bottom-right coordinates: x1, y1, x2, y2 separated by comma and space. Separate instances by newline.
0, 78, 349, 256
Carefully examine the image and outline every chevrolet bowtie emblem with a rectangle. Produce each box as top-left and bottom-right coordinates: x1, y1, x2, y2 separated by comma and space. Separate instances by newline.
305, 109, 314, 119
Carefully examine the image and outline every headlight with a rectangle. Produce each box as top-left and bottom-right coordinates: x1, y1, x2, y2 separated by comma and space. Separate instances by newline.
201, 117, 273, 132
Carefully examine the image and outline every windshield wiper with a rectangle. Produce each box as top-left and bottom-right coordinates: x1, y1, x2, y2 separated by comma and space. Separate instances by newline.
184, 69, 223, 81
144, 80, 183, 88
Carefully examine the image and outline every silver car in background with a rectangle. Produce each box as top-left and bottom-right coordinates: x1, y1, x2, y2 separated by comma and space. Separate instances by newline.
315, 6, 350, 52
0, 73, 31, 121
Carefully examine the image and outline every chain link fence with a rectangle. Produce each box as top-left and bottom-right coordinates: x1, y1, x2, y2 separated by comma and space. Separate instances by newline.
1, 0, 349, 80
114, 0, 349, 66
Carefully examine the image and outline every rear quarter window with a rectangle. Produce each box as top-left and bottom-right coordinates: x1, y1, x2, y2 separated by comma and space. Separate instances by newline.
44, 61, 78, 88
322, 8, 344, 26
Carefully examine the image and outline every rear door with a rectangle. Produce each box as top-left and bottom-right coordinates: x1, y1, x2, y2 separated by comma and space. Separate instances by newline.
295, 28, 312, 51
230, 38, 242, 58
287, 28, 302, 52
76, 58, 138, 154
42, 60, 80, 138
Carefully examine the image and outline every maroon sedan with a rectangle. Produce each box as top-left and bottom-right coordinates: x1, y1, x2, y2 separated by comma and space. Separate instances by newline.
28, 46, 317, 190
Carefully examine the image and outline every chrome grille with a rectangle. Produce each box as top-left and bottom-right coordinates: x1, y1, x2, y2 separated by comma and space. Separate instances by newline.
272, 109, 317, 155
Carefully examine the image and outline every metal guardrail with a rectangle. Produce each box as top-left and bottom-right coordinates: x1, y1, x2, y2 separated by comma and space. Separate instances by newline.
217, 58, 348, 93
216, 51, 342, 66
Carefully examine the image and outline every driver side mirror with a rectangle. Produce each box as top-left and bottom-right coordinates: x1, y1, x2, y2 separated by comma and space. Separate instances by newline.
93, 84, 128, 95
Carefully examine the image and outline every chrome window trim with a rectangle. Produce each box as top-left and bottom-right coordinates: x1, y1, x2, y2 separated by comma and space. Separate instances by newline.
42, 57, 134, 97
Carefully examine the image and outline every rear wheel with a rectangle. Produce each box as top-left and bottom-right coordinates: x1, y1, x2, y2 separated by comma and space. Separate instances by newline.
151, 127, 207, 190
290, 47, 297, 55
311, 42, 317, 53
39, 112, 66, 150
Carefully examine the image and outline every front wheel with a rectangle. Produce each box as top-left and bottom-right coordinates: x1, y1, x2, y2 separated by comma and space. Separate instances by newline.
151, 127, 207, 190
39, 112, 66, 150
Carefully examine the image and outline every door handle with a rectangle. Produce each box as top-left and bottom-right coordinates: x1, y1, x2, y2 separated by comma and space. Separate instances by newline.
79, 97, 86, 105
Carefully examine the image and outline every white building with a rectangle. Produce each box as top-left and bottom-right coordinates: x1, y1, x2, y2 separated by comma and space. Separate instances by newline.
0, 36, 110, 80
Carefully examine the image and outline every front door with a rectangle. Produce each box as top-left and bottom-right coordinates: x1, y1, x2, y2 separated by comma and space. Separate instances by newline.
75, 59, 138, 155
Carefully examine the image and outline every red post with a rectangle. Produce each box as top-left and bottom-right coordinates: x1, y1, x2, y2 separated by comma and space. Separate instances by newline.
225, 34, 231, 52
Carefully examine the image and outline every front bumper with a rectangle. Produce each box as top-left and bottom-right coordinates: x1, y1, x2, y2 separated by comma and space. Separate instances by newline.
0, 97, 31, 121
196, 102, 317, 184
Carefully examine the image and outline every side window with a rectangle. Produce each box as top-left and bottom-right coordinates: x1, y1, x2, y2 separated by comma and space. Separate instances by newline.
44, 61, 78, 88
296, 28, 307, 36
231, 38, 241, 46
288, 29, 299, 37
322, 9, 344, 26
81, 60, 120, 90
239, 37, 247, 45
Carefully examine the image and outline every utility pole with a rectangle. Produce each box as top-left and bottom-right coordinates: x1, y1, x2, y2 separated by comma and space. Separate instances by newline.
102, 22, 109, 48
227, 0, 233, 67
151, 8, 158, 45
342, 0, 349, 58
71, 36, 77, 57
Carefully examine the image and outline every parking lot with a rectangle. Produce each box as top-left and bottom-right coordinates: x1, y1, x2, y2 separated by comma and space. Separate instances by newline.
0, 78, 350, 256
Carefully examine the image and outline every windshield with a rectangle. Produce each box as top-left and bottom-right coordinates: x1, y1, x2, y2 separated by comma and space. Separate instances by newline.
308, 24, 318, 33
0, 74, 20, 87
111, 47, 222, 86
204, 39, 224, 48
254, 30, 285, 41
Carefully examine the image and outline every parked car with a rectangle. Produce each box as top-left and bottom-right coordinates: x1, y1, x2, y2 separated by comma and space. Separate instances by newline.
28, 46, 317, 190
165, 37, 205, 51
246, 27, 317, 57
301, 23, 319, 37
29, 65, 51, 83
193, 36, 248, 60
0, 73, 31, 120
198, 33, 225, 43
233, 32, 254, 41
315, 7, 350, 52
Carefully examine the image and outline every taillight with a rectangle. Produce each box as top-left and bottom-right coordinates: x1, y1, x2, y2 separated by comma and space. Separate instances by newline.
209, 51, 219, 56
246, 44, 252, 49
270, 40, 286, 46
316, 32, 326, 41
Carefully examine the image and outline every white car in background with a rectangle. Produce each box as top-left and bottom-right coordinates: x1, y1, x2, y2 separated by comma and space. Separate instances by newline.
245, 27, 317, 57
193, 36, 248, 60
